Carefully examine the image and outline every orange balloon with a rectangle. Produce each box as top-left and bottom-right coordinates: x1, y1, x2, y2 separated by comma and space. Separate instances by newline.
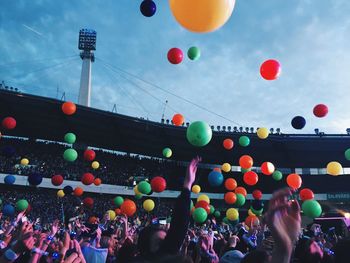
235, 186, 247, 197
172, 113, 184, 126
286, 173, 302, 189
213, 167, 221, 172
261, 162, 275, 175
94, 178, 102, 186
115, 208, 122, 215
74, 187, 84, 196
245, 215, 259, 226
61, 102, 76, 115
88, 216, 98, 224
239, 155, 253, 169
224, 192, 237, 204
243, 171, 258, 186
223, 138, 234, 150
120, 199, 137, 217
224, 178, 237, 191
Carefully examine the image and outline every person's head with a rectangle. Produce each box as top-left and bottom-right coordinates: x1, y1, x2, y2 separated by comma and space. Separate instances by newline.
138, 226, 167, 259
219, 250, 244, 263
294, 238, 323, 263
241, 250, 270, 263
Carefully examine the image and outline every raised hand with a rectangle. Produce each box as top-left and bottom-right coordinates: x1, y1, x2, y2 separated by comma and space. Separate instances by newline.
184, 156, 201, 190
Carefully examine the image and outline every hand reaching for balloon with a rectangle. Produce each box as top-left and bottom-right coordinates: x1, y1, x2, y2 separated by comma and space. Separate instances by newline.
264, 188, 301, 263
184, 156, 201, 190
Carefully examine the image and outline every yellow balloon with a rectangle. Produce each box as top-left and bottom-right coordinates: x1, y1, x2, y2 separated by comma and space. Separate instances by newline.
248, 209, 255, 216
221, 163, 231, 173
192, 185, 201, 194
20, 158, 29, 166
169, 0, 235, 33
106, 210, 116, 220
197, 194, 210, 204
257, 127, 269, 139
143, 199, 155, 212
91, 161, 100, 169
57, 190, 65, 198
327, 161, 342, 176
226, 208, 239, 221
134, 186, 141, 195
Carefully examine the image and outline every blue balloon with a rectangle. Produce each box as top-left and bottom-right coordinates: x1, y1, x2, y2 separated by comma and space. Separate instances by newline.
140, 0, 156, 17
2, 204, 15, 216
291, 116, 306, 130
4, 175, 15, 185
208, 171, 224, 187
28, 173, 43, 186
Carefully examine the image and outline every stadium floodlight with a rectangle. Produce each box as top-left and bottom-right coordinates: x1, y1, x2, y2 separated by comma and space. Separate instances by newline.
78, 29, 96, 51
346, 128, 350, 135
270, 128, 274, 133
245, 127, 250, 133
314, 128, 319, 135
276, 128, 281, 134
250, 127, 254, 133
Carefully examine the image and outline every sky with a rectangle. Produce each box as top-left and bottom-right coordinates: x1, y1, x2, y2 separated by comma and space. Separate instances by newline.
1, 0, 350, 134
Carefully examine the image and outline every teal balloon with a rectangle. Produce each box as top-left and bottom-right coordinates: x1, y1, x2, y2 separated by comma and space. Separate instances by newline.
187, 46, 201, 61
250, 206, 263, 216
345, 148, 350, 161
113, 196, 124, 207
214, 210, 221, 218
63, 148, 78, 162
208, 171, 224, 187
272, 170, 283, 181
138, 181, 151, 195
192, 207, 208, 223
223, 217, 229, 224
302, 200, 322, 218
241, 168, 251, 174
209, 205, 215, 214
239, 136, 250, 147
186, 121, 212, 147
135, 193, 143, 200
64, 133, 76, 144
162, 147, 172, 158
16, 199, 29, 211
235, 193, 246, 207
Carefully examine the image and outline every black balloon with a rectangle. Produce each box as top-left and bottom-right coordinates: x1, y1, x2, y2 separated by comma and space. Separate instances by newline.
251, 200, 264, 211
63, 185, 73, 195
140, 0, 156, 17
28, 173, 43, 186
291, 116, 306, 130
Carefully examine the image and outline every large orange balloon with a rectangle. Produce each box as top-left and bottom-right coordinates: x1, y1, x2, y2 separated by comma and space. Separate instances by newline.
169, 0, 236, 33
245, 215, 260, 227
120, 199, 137, 217
224, 192, 237, 204
224, 178, 237, 191
61, 102, 76, 115
261, 162, 275, 175
243, 171, 258, 186
239, 155, 253, 169
172, 113, 184, 126
286, 173, 302, 189
235, 186, 247, 197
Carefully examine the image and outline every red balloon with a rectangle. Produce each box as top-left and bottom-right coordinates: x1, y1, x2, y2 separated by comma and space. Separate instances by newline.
286, 173, 302, 189
89, 216, 98, 224
300, 188, 314, 201
252, 189, 263, 200
120, 199, 137, 217
224, 178, 237, 191
243, 171, 258, 186
74, 187, 84, 196
81, 173, 95, 185
61, 102, 76, 115
313, 104, 328, 118
245, 215, 259, 226
51, 175, 64, 186
84, 149, 96, 161
261, 162, 275, 175
172, 114, 184, 126
94, 178, 102, 186
83, 197, 94, 208
167, 48, 183, 64
151, 176, 167, 193
235, 186, 247, 197
239, 155, 253, 169
2, 117, 16, 130
223, 139, 234, 150
115, 208, 122, 215
195, 200, 210, 214
224, 192, 237, 204
260, 59, 281, 80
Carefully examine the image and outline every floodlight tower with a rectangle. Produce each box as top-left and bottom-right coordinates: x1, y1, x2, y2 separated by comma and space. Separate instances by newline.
78, 29, 96, 107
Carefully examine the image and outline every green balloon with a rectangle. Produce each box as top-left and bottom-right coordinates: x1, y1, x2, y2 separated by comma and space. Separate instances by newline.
235, 193, 246, 207
250, 206, 263, 216
138, 181, 151, 195
113, 196, 124, 207
272, 170, 283, 181
186, 121, 212, 147
135, 193, 143, 200
187, 46, 201, 61
345, 148, 350, 161
192, 207, 208, 223
162, 147, 172, 158
241, 168, 251, 174
16, 199, 29, 211
222, 217, 229, 224
209, 205, 215, 214
64, 133, 76, 144
63, 148, 78, 162
302, 200, 322, 218
239, 136, 250, 147
214, 210, 221, 218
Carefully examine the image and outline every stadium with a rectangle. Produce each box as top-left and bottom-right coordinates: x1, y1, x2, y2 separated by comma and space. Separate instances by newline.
0, 1, 350, 263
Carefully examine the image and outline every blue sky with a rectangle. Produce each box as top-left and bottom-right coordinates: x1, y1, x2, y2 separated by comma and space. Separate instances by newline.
1, 0, 350, 134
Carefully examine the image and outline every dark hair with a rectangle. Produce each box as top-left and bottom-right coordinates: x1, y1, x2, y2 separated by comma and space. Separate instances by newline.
137, 225, 166, 259
334, 238, 350, 263
241, 250, 270, 263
